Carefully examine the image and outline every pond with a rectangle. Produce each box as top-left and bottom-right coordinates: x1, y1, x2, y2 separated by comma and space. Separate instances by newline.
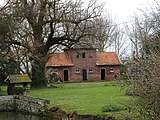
0, 112, 57, 120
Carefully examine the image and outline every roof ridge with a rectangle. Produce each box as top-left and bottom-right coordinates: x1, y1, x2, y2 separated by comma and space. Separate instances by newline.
96, 51, 116, 53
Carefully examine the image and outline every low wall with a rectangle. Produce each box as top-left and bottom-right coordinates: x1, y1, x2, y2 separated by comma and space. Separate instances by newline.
0, 96, 116, 120
0, 95, 49, 115
0, 96, 14, 111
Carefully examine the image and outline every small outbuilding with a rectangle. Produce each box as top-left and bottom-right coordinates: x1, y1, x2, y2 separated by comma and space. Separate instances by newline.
4, 74, 32, 95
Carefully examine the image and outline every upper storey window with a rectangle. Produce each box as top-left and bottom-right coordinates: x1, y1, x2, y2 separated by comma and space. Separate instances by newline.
76, 54, 80, 58
76, 52, 81, 58
89, 55, 93, 58
75, 68, 80, 74
82, 53, 86, 58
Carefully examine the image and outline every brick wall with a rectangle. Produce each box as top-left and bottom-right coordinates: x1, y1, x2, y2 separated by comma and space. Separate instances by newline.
46, 49, 121, 82
66, 49, 97, 81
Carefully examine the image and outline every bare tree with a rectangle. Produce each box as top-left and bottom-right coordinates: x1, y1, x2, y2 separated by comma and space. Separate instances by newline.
125, 0, 160, 119
0, 0, 104, 87
85, 14, 123, 52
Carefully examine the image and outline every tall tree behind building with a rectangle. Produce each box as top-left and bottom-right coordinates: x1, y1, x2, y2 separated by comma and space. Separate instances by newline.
0, 0, 105, 87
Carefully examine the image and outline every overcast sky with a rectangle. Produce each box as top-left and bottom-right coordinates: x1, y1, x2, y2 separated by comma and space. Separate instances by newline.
100, 0, 156, 23
0, 0, 3, 5
0, 0, 157, 56
96, 0, 157, 56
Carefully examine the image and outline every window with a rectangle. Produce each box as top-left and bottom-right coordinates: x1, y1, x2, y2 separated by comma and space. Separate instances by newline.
89, 67, 93, 73
110, 68, 114, 73
76, 53, 80, 58
50, 69, 53, 74
89, 55, 93, 58
75, 69, 80, 74
82, 53, 86, 58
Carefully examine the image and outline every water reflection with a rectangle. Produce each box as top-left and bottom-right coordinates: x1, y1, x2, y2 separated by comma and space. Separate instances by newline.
0, 112, 55, 120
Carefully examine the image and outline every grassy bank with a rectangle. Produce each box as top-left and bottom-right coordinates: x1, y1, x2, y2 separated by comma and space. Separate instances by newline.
0, 81, 131, 118
29, 81, 131, 117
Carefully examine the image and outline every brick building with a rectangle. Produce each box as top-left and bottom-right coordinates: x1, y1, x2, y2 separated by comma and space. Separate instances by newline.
45, 48, 122, 82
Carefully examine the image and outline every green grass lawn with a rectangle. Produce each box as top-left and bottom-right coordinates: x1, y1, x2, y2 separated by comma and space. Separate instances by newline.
29, 81, 131, 117
0, 81, 131, 118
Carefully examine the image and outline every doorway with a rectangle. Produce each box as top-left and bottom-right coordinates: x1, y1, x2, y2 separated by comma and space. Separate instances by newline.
82, 69, 87, 80
64, 69, 69, 81
101, 68, 106, 80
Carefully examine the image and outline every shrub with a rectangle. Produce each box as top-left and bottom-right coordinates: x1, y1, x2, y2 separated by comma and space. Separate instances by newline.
126, 87, 139, 96
102, 103, 127, 112
104, 82, 120, 87
48, 83, 64, 88
14, 87, 24, 95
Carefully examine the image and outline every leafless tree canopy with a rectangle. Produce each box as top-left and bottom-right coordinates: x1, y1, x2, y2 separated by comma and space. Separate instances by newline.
0, 0, 106, 87
125, 0, 160, 119
1, 0, 103, 54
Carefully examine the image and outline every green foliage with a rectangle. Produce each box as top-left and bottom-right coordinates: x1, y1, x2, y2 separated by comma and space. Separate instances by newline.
0, 16, 14, 52
102, 103, 127, 112
0, 20, 9, 36
7, 83, 27, 95
31, 61, 47, 88
13, 87, 24, 95
0, 58, 17, 84
1, 85, 25, 95
0, 17, 17, 84
0, 86, 7, 95
104, 81, 121, 87
48, 83, 64, 88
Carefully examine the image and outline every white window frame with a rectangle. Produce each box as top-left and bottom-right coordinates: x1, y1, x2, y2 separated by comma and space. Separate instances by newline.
75, 68, 80, 74
110, 68, 114, 73
89, 67, 93, 73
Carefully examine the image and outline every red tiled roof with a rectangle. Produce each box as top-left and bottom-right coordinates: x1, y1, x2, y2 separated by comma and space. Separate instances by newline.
46, 51, 121, 67
96, 52, 122, 65
45, 53, 73, 67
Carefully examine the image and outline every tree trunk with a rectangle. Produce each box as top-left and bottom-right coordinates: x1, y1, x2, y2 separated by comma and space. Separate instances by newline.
31, 60, 47, 88
30, 30, 47, 88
